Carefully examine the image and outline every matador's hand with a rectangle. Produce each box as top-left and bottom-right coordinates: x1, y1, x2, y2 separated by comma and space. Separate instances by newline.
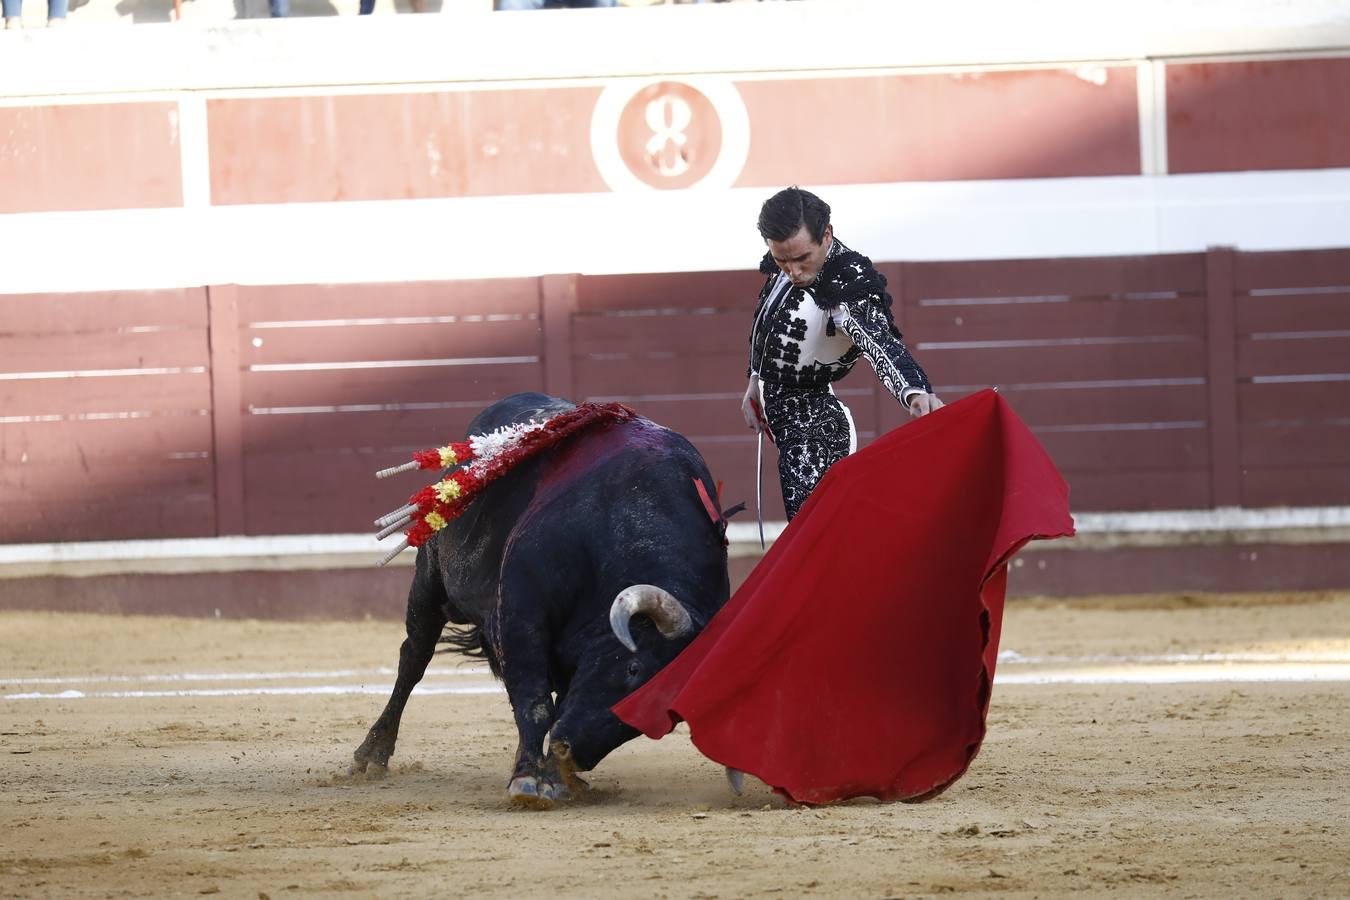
907, 392, 945, 418
741, 377, 766, 433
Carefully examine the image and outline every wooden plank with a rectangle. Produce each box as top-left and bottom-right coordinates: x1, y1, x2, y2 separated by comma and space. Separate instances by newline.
244, 451, 415, 535
1233, 248, 1350, 291
919, 340, 1205, 385
573, 356, 748, 399
620, 397, 763, 440
239, 366, 544, 409
1035, 427, 1210, 470
879, 387, 1212, 440
0, 288, 207, 335
0, 447, 215, 546
245, 421, 729, 533
623, 391, 879, 445
0, 456, 214, 501
1056, 469, 1212, 512
0, 330, 208, 375
902, 254, 1206, 299
0, 372, 212, 418
1205, 247, 1241, 507
992, 384, 1210, 427
1236, 336, 1350, 377
541, 275, 576, 399
575, 270, 763, 314
0, 416, 214, 465
1243, 465, 1350, 508
1238, 381, 1350, 423
243, 318, 541, 367
236, 279, 541, 322
208, 285, 246, 536
712, 442, 1198, 523
1239, 423, 1350, 467
242, 408, 482, 454
572, 310, 751, 356
1235, 290, 1350, 333
0, 496, 216, 543
905, 295, 1205, 341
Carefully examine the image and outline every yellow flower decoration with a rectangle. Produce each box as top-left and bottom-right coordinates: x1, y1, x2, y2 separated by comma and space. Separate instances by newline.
434, 479, 462, 504
438, 446, 459, 468
424, 511, 448, 531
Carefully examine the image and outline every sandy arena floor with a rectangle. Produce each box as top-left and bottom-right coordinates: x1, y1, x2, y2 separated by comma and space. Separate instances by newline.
2, 593, 1348, 898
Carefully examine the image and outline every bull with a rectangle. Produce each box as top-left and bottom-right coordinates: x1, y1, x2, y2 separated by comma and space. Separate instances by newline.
351, 392, 731, 808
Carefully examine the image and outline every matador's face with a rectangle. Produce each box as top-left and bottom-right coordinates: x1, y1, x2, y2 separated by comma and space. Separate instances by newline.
766, 223, 833, 289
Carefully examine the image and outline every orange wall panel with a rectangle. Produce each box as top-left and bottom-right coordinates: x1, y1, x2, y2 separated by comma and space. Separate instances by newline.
1168, 59, 1350, 173
207, 89, 609, 204
0, 102, 182, 214
733, 67, 1141, 187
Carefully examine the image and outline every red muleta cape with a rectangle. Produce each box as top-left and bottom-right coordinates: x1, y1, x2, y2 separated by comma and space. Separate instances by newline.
612, 389, 1074, 805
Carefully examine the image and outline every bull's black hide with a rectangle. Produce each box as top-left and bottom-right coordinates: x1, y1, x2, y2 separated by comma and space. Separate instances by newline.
352, 392, 731, 807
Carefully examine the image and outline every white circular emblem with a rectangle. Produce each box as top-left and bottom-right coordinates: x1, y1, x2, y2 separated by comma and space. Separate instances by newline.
590, 77, 751, 192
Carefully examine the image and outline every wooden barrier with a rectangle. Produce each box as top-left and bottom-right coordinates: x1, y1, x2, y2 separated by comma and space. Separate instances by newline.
2, 246, 1348, 543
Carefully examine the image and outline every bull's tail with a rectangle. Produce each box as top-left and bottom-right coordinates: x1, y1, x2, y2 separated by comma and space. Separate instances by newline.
436, 624, 502, 678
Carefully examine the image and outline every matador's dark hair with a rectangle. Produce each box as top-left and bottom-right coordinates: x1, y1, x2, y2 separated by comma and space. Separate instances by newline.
757, 186, 831, 244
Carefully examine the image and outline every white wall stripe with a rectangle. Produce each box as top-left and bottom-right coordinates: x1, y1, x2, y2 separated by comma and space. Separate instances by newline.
0, 666, 492, 686
1136, 60, 1158, 176
0, 367, 208, 380
3, 684, 504, 701
998, 651, 1350, 665
996, 664, 1350, 685
8, 652, 1347, 688
176, 92, 211, 209
7, 661, 1349, 700
247, 357, 538, 373
2, 169, 1349, 296
1251, 373, 1350, 384
1136, 59, 1169, 177
4, 506, 1350, 578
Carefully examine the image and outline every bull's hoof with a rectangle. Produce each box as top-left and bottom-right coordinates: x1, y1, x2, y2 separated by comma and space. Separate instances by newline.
508, 775, 567, 810
551, 743, 591, 796
349, 748, 390, 780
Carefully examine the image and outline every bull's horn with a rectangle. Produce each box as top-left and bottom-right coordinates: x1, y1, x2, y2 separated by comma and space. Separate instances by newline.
609, 584, 694, 652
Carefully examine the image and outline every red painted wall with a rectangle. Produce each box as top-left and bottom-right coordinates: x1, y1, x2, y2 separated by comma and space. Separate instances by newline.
4, 248, 1348, 544
733, 68, 1141, 186
206, 89, 609, 204
0, 102, 182, 214
1168, 58, 1350, 173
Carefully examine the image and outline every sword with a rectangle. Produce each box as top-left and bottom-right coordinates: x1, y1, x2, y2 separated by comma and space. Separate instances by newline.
756, 429, 765, 551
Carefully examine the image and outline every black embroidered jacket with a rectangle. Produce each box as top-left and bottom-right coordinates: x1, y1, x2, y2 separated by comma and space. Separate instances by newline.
747, 238, 932, 403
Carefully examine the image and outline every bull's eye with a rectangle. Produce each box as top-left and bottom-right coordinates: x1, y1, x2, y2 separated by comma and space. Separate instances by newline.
627, 660, 641, 678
